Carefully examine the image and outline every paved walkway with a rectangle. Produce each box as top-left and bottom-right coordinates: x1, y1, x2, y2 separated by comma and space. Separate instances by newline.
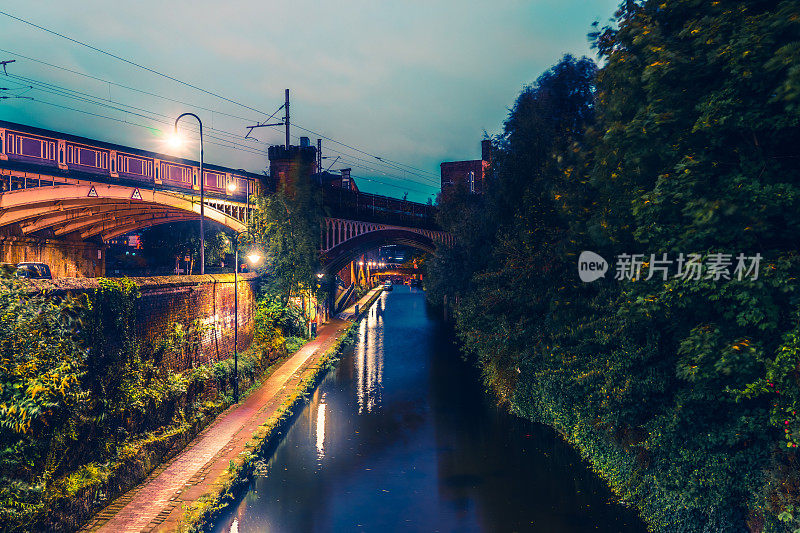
338, 286, 383, 320
82, 316, 355, 533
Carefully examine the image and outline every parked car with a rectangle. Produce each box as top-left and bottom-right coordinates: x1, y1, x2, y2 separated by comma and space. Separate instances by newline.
15, 262, 53, 279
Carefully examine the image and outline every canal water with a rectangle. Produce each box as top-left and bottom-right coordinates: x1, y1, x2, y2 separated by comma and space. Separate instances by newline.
212, 285, 646, 532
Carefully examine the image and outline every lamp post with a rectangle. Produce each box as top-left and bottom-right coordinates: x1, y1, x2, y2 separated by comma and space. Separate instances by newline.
174, 113, 205, 274
233, 233, 261, 403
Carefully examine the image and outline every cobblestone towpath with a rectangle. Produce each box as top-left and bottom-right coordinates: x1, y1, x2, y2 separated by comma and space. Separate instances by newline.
81, 314, 357, 533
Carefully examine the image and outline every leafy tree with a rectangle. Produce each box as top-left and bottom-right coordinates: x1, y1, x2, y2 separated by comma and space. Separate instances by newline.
0, 276, 87, 513
428, 1, 800, 530
248, 160, 324, 316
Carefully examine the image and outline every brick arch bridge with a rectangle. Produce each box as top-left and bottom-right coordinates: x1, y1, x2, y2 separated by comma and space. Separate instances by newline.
320, 217, 452, 275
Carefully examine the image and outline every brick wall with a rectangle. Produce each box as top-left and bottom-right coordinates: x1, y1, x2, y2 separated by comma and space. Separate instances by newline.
0, 236, 105, 277
30, 273, 259, 372
440, 159, 486, 194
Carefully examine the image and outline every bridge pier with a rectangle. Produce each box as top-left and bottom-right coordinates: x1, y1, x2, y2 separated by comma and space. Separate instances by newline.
0, 236, 105, 277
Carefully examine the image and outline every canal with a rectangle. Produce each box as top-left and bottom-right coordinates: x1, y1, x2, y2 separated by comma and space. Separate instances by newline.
213, 285, 646, 532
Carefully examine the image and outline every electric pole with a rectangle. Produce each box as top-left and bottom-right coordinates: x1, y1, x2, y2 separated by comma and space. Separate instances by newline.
284, 89, 290, 149
317, 138, 322, 172
244, 90, 287, 140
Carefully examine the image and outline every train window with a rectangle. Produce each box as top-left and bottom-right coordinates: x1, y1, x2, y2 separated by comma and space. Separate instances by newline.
59, 148, 64, 164
111, 158, 115, 173
155, 165, 159, 180
193, 172, 197, 186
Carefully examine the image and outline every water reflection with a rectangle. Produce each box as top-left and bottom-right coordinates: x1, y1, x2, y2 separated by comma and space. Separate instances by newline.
212, 286, 646, 533
355, 297, 384, 414
315, 394, 326, 461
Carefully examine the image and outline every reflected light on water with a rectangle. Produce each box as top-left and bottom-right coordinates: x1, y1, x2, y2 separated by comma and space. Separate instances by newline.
316, 394, 326, 460
355, 300, 384, 413
228, 518, 238, 533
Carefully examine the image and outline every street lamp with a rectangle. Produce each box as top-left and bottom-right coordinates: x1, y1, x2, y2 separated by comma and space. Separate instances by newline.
174, 113, 205, 274
233, 232, 261, 403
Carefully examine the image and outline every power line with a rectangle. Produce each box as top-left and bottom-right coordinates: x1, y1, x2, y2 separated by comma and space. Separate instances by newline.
3, 74, 270, 155
0, 10, 276, 118
2, 78, 435, 195
8, 93, 435, 197
0, 47, 260, 124
22, 96, 271, 158
0, 17, 441, 184
293, 123, 440, 180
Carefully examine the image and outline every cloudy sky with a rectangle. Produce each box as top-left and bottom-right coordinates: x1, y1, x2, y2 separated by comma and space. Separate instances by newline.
0, 1, 619, 202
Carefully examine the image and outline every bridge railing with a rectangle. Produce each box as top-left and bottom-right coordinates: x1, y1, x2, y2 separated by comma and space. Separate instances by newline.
322, 187, 438, 230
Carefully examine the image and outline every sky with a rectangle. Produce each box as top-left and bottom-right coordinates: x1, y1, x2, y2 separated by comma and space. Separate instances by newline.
0, 0, 620, 203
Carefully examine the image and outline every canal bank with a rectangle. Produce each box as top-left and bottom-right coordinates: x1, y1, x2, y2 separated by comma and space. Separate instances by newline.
82, 287, 384, 533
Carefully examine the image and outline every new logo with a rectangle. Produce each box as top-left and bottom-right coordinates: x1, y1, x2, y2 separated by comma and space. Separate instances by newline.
578, 251, 608, 282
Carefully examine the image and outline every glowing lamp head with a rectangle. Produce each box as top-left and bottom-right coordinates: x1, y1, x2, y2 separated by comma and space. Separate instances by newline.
227, 181, 237, 193
245, 251, 262, 265
316, 272, 324, 279
168, 131, 184, 150
358, 261, 364, 266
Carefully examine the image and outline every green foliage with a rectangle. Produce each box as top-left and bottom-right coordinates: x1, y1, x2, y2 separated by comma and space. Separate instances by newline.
248, 164, 324, 311
428, 2, 800, 531
0, 274, 300, 531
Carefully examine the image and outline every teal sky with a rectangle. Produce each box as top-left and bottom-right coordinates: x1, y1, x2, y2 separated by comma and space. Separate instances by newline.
0, 1, 620, 202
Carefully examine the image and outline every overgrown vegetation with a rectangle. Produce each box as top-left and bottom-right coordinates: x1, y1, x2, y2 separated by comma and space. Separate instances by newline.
426, 1, 800, 531
0, 274, 309, 532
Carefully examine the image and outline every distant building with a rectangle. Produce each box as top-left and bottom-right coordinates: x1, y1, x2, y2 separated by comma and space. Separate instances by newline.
440, 140, 491, 194
314, 168, 359, 192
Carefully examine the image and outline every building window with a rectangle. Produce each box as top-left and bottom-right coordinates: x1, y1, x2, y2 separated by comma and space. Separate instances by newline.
468, 171, 475, 193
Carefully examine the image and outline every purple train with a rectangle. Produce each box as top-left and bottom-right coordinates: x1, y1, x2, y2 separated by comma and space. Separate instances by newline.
0, 120, 261, 200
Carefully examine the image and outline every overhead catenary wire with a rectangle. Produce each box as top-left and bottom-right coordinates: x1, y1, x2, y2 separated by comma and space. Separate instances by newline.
0, 15, 442, 185
15, 95, 271, 158
0, 11, 271, 118
5, 53, 441, 187
0, 47, 264, 125
1, 77, 437, 196
5, 73, 269, 153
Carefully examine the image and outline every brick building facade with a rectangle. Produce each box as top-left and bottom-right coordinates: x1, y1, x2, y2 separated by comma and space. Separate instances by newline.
440, 139, 492, 195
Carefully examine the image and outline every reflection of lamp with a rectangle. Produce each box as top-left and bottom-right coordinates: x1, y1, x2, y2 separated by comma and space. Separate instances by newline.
233, 241, 262, 403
